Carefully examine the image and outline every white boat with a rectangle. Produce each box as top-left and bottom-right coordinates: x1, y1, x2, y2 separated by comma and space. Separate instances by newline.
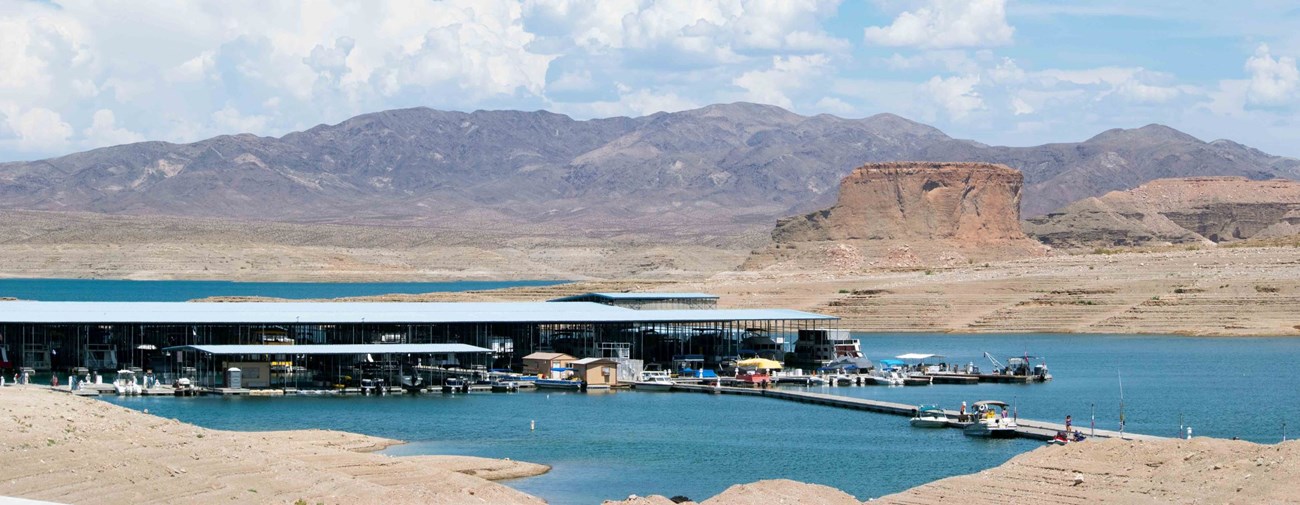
172, 377, 198, 397
910, 405, 948, 428
963, 400, 1018, 438
113, 369, 142, 395
633, 370, 674, 391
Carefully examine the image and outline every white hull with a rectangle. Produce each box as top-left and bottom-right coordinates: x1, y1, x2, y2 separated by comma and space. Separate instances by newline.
634, 381, 674, 391
909, 418, 948, 428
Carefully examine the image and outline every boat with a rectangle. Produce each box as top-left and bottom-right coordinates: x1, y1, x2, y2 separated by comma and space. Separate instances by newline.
774, 375, 826, 386
172, 377, 198, 397
789, 329, 863, 369
909, 405, 948, 428
113, 369, 142, 395
963, 400, 1018, 438
984, 352, 1053, 382
739, 332, 786, 362
490, 379, 518, 393
360, 378, 386, 395
1048, 431, 1087, 445
633, 370, 675, 391
534, 378, 582, 390
442, 377, 469, 393
400, 374, 425, 394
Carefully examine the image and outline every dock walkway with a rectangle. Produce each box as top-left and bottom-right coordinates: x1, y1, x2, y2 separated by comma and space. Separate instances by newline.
672, 384, 1165, 441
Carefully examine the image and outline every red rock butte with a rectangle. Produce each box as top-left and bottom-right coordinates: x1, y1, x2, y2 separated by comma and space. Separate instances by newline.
745, 161, 1045, 271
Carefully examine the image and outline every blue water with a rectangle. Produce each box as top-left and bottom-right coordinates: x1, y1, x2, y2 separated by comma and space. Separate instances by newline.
0, 278, 565, 301
100, 333, 1300, 504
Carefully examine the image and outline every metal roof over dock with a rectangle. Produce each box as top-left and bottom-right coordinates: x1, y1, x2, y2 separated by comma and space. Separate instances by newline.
0, 301, 836, 324
549, 292, 719, 302
162, 344, 491, 355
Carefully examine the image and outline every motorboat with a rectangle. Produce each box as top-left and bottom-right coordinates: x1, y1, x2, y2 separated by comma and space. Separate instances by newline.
442, 377, 470, 393
963, 400, 1018, 438
172, 377, 198, 397
490, 379, 518, 393
535, 378, 582, 390
909, 405, 949, 428
867, 365, 905, 386
774, 375, 826, 386
633, 370, 675, 391
739, 332, 786, 362
985, 352, 1053, 381
400, 374, 425, 394
360, 378, 386, 395
113, 369, 142, 395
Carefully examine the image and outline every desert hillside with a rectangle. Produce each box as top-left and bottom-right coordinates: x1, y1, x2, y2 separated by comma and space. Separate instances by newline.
1026, 176, 1300, 248
2, 105, 1296, 239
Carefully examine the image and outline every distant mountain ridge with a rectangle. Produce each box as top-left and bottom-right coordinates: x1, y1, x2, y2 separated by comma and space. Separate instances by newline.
2, 103, 1296, 236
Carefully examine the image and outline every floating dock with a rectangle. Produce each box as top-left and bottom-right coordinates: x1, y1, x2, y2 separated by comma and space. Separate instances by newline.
671, 384, 1163, 441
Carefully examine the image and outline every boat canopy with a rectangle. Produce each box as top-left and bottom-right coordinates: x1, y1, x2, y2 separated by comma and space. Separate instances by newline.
895, 353, 943, 360
737, 357, 783, 369
918, 405, 944, 413
878, 359, 905, 366
550, 367, 573, 372
971, 400, 1010, 408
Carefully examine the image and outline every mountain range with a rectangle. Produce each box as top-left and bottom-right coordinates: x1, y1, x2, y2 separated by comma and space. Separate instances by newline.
2, 102, 1296, 237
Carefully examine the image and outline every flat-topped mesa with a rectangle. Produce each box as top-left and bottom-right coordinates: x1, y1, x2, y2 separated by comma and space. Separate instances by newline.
774, 162, 1027, 243
744, 162, 1044, 271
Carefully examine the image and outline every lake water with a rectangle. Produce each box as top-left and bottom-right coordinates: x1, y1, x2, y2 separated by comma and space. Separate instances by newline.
100, 332, 1300, 504
0, 278, 565, 301
23, 278, 1295, 503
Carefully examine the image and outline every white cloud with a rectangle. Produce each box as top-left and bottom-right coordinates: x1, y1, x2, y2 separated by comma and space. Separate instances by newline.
553, 85, 700, 118
814, 96, 855, 115
211, 105, 270, 134
732, 54, 831, 109
1245, 44, 1299, 105
82, 109, 144, 148
2, 107, 74, 152
921, 74, 984, 119
865, 0, 1014, 49
165, 51, 217, 83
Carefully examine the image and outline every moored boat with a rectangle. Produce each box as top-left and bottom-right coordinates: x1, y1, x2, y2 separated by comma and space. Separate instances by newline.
963, 400, 1018, 438
535, 378, 582, 390
633, 370, 674, 391
909, 405, 948, 428
113, 369, 141, 395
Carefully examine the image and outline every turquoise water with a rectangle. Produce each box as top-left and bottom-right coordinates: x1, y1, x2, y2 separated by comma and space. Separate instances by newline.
0, 278, 565, 301
100, 333, 1300, 504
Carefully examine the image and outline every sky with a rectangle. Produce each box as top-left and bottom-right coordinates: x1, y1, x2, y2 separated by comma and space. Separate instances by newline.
3, 0, 1300, 162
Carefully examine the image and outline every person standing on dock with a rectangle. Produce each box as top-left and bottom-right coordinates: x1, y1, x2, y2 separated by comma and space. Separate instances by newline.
1066, 415, 1073, 434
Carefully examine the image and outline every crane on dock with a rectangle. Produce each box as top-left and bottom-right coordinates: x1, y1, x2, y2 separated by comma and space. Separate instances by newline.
983, 352, 1004, 372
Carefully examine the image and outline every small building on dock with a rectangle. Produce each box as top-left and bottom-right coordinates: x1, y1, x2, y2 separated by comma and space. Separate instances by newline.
522, 352, 576, 376
570, 357, 620, 388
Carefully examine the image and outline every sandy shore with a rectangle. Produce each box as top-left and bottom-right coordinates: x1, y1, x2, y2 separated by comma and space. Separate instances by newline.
603, 439, 1300, 505
0, 385, 549, 505
7, 384, 1300, 505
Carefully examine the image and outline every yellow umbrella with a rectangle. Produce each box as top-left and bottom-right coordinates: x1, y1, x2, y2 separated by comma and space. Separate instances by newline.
737, 358, 783, 370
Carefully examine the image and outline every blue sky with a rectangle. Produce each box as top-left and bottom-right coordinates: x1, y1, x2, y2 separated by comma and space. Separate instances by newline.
3, 0, 1300, 161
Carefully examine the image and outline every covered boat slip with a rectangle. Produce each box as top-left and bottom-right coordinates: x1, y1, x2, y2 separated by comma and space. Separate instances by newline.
160, 343, 493, 390
0, 299, 838, 384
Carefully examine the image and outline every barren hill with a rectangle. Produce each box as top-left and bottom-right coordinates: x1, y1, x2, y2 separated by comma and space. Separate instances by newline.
743, 162, 1045, 271
1025, 176, 1300, 248
2, 105, 1296, 241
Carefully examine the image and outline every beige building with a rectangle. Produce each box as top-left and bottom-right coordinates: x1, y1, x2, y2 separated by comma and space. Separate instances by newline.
522, 352, 576, 377
570, 357, 619, 388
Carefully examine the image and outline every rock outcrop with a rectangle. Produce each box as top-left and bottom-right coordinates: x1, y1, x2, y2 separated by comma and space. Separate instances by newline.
1024, 177, 1300, 248
743, 162, 1046, 271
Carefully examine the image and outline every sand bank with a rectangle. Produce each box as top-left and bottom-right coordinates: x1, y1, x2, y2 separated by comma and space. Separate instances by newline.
0, 385, 548, 505
604, 439, 1300, 505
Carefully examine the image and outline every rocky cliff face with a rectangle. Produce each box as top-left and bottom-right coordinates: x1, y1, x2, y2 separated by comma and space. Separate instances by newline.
744, 162, 1045, 270
1024, 177, 1300, 248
